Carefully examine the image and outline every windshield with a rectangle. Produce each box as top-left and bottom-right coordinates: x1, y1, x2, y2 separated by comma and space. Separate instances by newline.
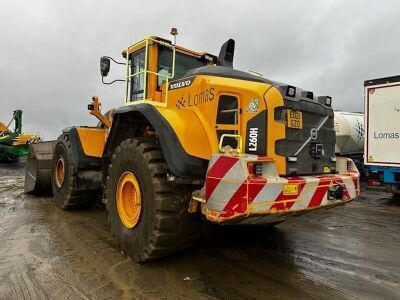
127, 44, 209, 102
158, 46, 207, 86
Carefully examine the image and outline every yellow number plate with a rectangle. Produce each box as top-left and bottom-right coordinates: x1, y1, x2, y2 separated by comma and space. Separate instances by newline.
287, 110, 303, 129
283, 184, 299, 195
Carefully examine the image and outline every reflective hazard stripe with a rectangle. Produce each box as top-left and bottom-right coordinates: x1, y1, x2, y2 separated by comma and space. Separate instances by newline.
220, 177, 267, 218
204, 154, 359, 220
268, 178, 306, 212
205, 156, 238, 200
307, 178, 329, 208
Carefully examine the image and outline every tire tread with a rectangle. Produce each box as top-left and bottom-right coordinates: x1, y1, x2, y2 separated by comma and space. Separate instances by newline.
106, 138, 201, 262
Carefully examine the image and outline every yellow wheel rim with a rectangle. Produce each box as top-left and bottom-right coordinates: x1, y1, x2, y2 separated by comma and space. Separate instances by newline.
116, 171, 142, 229
55, 156, 65, 188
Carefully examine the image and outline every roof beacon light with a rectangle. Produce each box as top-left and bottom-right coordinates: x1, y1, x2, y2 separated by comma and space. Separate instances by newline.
170, 27, 178, 45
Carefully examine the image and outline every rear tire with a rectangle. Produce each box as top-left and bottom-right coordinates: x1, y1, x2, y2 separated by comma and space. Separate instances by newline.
106, 138, 201, 262
51, 134, 99, 209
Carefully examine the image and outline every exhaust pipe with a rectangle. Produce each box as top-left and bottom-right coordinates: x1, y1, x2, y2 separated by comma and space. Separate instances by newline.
24, 141, 57, 194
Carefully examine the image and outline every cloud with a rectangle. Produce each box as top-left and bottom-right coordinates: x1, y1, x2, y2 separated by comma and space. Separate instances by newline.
1, 0, 399, 138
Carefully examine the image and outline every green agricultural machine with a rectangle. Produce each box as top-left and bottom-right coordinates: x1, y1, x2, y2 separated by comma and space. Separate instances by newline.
0, 110, 40, 163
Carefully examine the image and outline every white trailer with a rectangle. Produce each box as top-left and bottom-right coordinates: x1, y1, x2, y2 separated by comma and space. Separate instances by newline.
364, 75, 400, 193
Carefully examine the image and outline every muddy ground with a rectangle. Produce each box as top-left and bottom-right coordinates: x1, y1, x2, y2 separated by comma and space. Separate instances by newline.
0, 162, 399, 300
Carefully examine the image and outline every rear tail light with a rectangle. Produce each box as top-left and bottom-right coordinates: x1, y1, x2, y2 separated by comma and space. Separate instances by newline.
252, 163, 263, 176
247, 161, 277, 177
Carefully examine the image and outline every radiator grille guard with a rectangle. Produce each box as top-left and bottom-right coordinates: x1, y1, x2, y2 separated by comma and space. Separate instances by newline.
275, 99, 336, 176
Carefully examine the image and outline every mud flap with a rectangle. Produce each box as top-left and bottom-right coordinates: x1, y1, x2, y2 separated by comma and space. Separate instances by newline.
24, 141, 57, 194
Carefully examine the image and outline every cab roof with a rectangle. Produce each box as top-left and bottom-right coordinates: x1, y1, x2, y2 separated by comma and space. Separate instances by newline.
122, 35, 217, 62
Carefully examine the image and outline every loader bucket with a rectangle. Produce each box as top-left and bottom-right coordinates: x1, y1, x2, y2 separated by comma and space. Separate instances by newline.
24, 141, 57, 194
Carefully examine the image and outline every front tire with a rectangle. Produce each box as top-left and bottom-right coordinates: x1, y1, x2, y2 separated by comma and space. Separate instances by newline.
106, 138, 201, 262
51, 134, 99, 209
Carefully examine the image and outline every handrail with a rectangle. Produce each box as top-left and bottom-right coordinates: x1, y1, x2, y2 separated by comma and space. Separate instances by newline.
218, 134, 243, 154
124, 37, 176, 104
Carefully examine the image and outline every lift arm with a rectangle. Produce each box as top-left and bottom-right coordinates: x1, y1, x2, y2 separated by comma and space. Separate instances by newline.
88, 96, 112, 128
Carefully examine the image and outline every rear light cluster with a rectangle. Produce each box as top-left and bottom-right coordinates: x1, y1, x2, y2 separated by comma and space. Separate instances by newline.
247, 161, 277, 177
248, 163, 263, 176
318, 96, 332, 107
286, 86, 296, 97
285, 85, 332, 107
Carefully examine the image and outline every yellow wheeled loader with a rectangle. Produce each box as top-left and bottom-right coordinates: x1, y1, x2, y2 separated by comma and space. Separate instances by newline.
25, 33, 360, 262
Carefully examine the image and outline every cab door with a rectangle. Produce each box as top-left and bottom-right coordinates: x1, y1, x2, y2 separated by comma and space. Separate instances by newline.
215, 94, 242, 151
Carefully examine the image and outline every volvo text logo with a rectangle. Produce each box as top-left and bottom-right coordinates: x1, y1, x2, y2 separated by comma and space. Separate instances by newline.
310, 128, 318, 140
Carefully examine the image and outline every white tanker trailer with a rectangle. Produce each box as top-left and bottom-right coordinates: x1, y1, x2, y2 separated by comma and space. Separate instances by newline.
334, 111, 365, 173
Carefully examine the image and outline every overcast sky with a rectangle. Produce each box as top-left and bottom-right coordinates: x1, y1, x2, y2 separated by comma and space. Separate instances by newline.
1, 0, 400, 139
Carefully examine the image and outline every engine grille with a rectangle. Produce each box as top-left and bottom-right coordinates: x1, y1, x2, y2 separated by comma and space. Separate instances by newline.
275, 99, 336, 176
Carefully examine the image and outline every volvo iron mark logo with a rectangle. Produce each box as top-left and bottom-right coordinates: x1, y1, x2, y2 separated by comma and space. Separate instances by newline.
310, 128, 318, 140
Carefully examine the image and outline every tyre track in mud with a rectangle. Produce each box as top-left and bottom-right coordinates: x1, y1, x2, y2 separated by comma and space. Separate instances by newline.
0, 165, 91, 299
274, 194, 400, 299
52, 212, 215, 299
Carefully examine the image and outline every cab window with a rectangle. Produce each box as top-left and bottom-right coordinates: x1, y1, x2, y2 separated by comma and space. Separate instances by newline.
216, 95, 239, 148
157, 46, 206, 87
129, 48, 145, 101
216, 95, 239, 124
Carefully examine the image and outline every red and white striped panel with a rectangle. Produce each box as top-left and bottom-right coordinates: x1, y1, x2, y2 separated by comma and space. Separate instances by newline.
204, 154, 359, 223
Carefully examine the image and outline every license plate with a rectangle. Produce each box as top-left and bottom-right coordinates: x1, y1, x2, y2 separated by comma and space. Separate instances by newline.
283, 183, 299, 195
287, 109, 303, 129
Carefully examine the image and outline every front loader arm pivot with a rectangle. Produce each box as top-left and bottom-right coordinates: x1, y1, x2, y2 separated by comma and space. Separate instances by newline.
88, 96, 112, 128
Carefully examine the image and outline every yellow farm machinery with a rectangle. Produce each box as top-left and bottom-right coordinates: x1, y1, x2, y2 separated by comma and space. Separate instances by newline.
0, 110, 40, 163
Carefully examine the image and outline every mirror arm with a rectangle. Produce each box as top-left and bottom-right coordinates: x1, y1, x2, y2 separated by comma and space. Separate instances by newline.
103, 56, 125, 65
101, 76, 126, 85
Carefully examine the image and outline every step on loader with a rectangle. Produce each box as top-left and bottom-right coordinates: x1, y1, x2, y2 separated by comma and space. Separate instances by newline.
25, 32, 360, 262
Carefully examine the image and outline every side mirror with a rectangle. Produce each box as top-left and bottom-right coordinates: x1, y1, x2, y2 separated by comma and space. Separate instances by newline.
100, 57, 111, 77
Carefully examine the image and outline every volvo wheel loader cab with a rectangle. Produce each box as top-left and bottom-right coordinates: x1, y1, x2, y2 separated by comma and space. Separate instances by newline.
25, 34, 360, 262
